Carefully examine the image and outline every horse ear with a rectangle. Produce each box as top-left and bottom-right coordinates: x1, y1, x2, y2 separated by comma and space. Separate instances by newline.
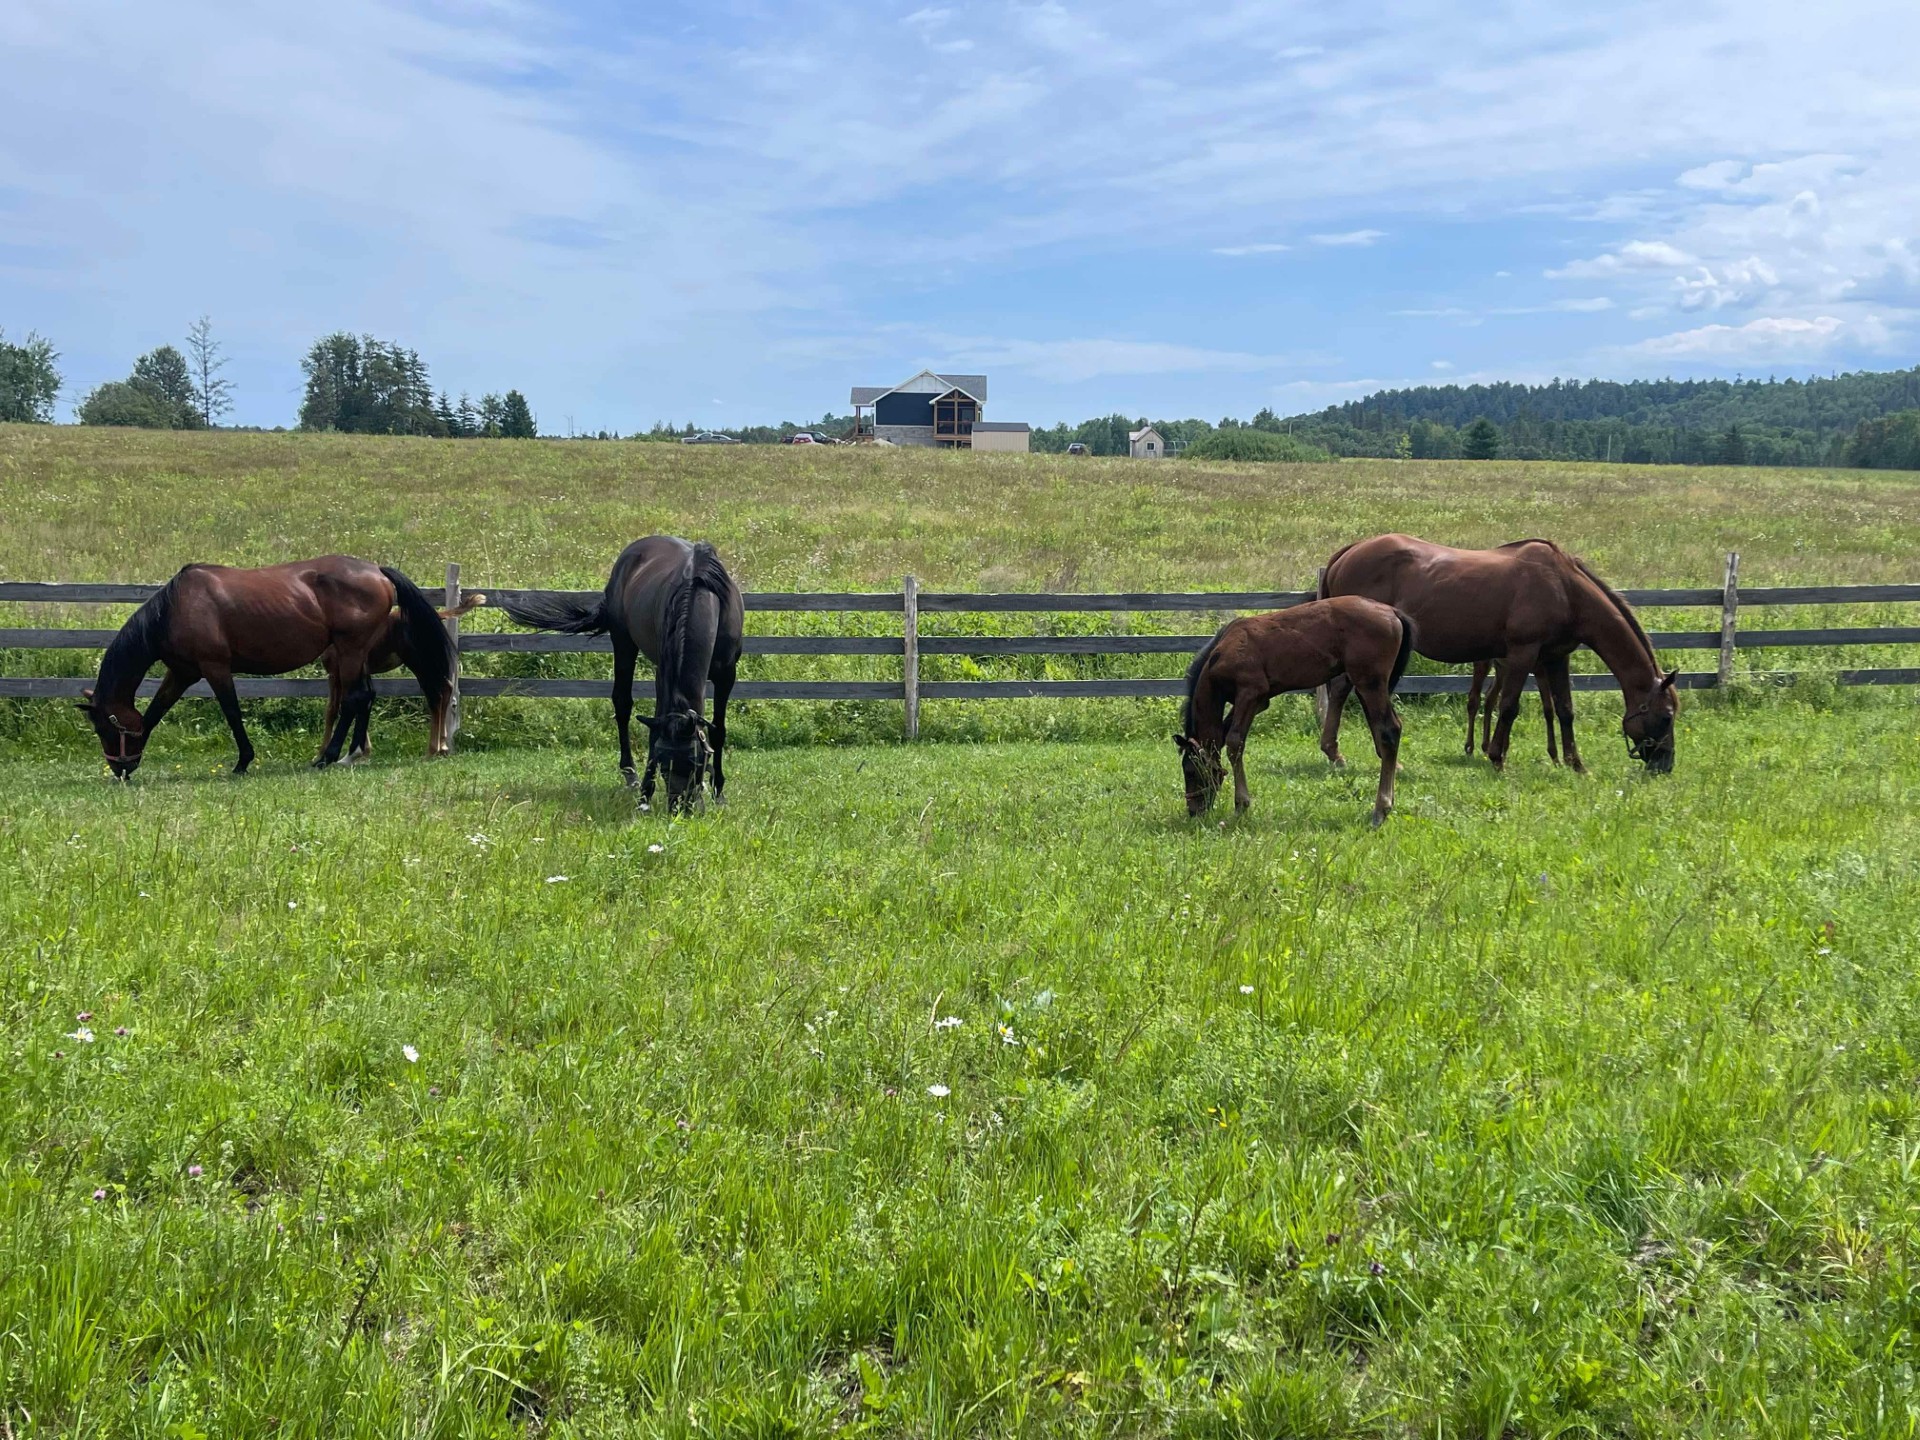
1662, 668, 1679, 689
638, 715, 659, 733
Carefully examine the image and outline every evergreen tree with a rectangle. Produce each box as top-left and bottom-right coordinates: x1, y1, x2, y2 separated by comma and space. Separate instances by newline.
500, 389, 537, 438
478, 393, 505, 438
299, 333, 364, 431
1462, 417, 1502, 460
455, 393, 478, 438
1715, 424, 1747, 465
0, 328, 61, 423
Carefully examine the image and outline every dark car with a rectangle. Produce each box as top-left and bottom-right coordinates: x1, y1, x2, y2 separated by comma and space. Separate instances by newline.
1066, 442, 1089, 455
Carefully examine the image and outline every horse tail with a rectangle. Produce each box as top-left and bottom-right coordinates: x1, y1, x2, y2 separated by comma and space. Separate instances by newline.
1181, 626, 1227, 737
382, 566, 457, 703
496, 588, 611, 635
1388, 608, 1417, 694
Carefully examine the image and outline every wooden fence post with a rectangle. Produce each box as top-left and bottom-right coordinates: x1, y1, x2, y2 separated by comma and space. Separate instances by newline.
902, 574, 920, 740
444, 561, 463, 746
1716, 551, 1740, 688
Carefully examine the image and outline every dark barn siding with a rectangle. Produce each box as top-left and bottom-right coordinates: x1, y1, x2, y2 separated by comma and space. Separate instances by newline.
875, 392, 936, 426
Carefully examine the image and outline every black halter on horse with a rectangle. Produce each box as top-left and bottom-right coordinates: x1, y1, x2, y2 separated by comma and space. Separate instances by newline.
498, 536, 744, 812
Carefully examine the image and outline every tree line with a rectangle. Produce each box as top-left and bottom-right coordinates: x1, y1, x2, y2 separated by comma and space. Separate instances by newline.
0, 323, 537, 439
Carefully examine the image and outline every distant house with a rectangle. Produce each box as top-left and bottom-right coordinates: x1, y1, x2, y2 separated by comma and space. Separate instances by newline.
1129, 425, 1168, 459
970, 421, 1031, 453
849, 370, 1029, 449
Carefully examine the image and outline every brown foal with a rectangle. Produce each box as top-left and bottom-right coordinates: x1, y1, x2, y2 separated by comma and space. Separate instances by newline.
1177, 596, 1414, 827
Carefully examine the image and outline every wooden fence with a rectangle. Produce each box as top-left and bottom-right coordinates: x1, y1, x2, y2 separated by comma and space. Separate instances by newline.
4, 555, 1919, 737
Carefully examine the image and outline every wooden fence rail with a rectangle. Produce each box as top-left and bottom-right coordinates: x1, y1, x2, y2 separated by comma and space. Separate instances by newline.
5, 559, 1920, 731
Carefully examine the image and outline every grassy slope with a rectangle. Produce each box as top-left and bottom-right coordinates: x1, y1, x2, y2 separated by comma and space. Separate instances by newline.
4, 428, 1920, 1435
5, 426, 1920, 590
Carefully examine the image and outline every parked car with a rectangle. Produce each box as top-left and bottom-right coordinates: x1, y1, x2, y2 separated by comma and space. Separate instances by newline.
787, 433, 817, 445
1066, 442, 1089, 455
681, 431, 740, 445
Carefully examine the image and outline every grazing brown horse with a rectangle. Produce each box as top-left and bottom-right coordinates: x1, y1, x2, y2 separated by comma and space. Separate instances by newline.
1318, 535, 1678, 774
499, 536, 744, 813
1177, 597, 1414, 827
79, 557, 456, 777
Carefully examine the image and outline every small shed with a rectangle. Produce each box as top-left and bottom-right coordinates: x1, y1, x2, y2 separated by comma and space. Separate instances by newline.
970, 421, 1031, 454
1129, 425, 1168, 459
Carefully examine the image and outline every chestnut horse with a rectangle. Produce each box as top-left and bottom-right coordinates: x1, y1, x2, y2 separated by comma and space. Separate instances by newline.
1318, 535, 1678, 774
79, 557, 456, 777
499, 536, 744, 812
1177, 597, 1414, 827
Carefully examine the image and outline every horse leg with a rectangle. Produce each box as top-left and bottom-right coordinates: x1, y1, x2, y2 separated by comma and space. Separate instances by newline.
1352, 678, 1403, 826
202, 664, 255, 774
612, 631, 639, 787
349, 679, 374, 762
1484, 646, 1538, 771
709, 665, 736, 805
1539, 669, 1560, 765
1318, 673, 1352, 768
141, 664, 196, 736
1544, 656, 1584, 774
316, 649, 371, 766
1223, 691, 1269, 812
1482, 664, 1499, 756
319, 664, 343, 765
1465, 661, 1487, 755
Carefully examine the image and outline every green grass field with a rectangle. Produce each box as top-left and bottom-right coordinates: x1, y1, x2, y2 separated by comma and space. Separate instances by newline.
4, 429, 1920, 1436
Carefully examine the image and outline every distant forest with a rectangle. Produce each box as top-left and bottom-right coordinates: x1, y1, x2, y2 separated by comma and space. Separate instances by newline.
1274, 368, 1920, 467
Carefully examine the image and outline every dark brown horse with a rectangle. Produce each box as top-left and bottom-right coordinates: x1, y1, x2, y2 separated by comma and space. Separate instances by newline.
1318, 535, 1678, 773
80, 556, 457, 777
1177, 597, 1414, 827
499, 536, 744, 812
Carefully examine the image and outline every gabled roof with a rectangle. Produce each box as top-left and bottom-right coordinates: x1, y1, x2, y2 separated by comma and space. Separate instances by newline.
1129, 425, 1165, 443
852, 369, 989, 406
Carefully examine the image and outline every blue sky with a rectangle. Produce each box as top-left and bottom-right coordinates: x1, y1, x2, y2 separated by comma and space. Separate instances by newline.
4, 1, 1918, 431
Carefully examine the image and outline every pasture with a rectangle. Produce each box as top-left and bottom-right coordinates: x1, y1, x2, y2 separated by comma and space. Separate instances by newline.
4, 428, 1920, 1436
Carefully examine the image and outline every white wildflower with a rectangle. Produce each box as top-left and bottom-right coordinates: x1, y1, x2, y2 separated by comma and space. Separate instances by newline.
934, 1016, 963, 1030
67, 1027, 95, 1044
402, 1044, 419, 1064
545, 875, 569, 884
926, 1084, 950, 1098
647, 843, 664, 854
1239, 985, 1254, 995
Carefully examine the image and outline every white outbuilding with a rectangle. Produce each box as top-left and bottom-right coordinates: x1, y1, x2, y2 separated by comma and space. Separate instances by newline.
1129, 425, 1168, 458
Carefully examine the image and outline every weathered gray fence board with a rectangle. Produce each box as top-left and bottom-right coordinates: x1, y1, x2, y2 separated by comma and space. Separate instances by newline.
453, 632, 903, 656
917, 591, 1316, 612
0, 676, 904, 701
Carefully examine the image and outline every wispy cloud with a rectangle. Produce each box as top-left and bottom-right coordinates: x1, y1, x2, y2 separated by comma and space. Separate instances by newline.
1631, 314, 1858, 360
1547, 240, 1697, 278
1310, 230, 1387, 247
1212, 242, 1291, 256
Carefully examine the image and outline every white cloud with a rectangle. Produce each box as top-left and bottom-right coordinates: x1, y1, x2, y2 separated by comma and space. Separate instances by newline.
1212, 242, 1291, 256
1547, 240, 1697, 278
1431, 360, 1454, 370
1310, 229, 1386, 247
1632, 314, 1850, 360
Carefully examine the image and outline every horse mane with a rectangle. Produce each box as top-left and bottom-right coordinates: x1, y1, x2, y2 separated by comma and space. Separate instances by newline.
1181, 625, 1227, 736
96, 570, 183, 703
661, 542, 732, 701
